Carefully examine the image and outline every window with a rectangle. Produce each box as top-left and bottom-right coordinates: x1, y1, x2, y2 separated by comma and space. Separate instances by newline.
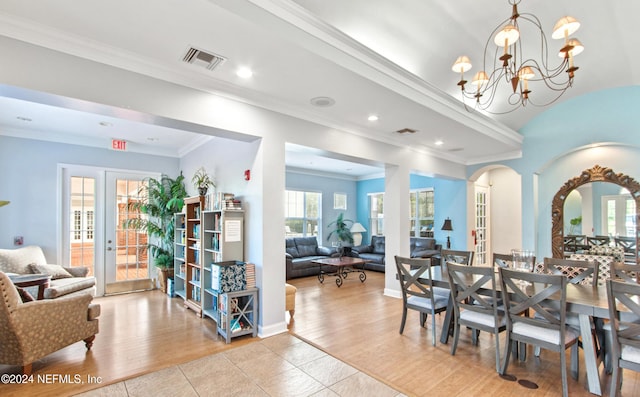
410, 189, 434, 237
369, 193, 384, 236
69, 176, 95, 269
285, 190, 321, 238
603, 193, 636, 237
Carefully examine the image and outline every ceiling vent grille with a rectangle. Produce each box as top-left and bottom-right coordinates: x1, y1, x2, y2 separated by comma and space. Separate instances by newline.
182, 47, 226, 71
396, 128, 417, 134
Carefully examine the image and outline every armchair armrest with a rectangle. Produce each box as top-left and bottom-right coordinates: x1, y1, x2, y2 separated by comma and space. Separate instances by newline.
285, 253, 293, 260
353, 245, 373, 254
13, 293, 96, 333
316, 246, 335, 256
63, 266, 89, 277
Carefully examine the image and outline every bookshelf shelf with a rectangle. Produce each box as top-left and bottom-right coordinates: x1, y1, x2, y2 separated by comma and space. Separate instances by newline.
217, 288, 258, 344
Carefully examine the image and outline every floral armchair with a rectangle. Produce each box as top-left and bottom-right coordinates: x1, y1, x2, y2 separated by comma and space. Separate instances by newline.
0, 271, 100, 374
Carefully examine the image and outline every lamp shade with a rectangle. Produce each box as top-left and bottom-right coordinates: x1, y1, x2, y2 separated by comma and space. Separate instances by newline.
0, 201, 9, 207
441, 218, 453, 231
350, 223, 367, 233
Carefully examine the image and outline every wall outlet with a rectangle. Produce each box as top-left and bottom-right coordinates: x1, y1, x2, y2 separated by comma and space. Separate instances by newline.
14, 236, 24, 246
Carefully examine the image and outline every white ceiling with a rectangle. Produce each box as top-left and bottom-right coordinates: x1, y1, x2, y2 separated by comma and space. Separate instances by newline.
0, 0, 636, 176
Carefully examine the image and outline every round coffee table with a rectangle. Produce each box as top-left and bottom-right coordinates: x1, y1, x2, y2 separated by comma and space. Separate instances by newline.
9, 274, 52, 300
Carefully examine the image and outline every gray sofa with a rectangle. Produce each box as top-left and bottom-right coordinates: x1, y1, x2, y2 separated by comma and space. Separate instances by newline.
286, 237, 336, 279
353, 236, 442, 272
0, 245, 96, 299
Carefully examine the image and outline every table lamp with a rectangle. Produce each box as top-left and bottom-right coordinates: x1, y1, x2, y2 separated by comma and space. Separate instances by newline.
350, 223, 367, 246
441, 218, 453, 249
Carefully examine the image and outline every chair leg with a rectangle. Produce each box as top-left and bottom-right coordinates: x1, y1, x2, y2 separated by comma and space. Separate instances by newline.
494, 331, 502, 373
420, 312, 427, 327
450, 320, 460, 355
431, 312, 437, 346
399, 307, 408, 334
471, 328, 479, 346
604, 329, 613, 374
610, 365, 620, 397
570, 343, 579, 380
289, 309, 295, 318
22, 363, 32, 375
518, 342, 527, 361
501, 334, 513, 375
84, 335, 96, 350
560, 349, 569, 397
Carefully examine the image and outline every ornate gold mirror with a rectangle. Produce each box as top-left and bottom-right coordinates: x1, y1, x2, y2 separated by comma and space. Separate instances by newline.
551, 165, 640, 260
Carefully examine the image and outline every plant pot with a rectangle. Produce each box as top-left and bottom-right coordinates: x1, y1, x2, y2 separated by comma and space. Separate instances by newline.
157, 267, 174, 293
198, 187, 208, 196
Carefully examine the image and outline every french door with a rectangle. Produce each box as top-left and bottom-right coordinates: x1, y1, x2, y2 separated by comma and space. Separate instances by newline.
105, 171, 158, 294
474, 185, 489, 266
61, 165, 157, 296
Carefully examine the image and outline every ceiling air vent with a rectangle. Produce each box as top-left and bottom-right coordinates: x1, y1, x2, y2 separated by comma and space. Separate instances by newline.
396, 128, 417, 134
182, 47, 226, 71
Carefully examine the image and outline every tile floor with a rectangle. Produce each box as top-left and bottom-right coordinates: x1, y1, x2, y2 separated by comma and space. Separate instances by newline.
74, 333, 404, 397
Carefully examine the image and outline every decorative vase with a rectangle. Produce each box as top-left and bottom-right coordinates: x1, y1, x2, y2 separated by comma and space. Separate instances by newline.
198, 187, 208, 196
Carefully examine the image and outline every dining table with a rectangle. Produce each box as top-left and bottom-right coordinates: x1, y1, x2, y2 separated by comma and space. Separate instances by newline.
418, 264, 613, 396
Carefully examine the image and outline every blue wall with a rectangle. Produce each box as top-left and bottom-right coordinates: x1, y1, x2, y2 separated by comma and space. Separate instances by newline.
468, 85, 640, 258
356, 175, 467, 249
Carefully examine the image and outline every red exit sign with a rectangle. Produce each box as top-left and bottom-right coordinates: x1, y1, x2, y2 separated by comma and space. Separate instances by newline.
111, 139, 127, 151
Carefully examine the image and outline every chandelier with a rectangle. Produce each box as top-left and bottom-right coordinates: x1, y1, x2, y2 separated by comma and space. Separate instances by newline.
451, 0, 584, 113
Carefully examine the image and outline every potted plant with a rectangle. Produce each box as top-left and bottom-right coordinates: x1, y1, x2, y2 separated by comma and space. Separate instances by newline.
192, 166, 215, 196
327, 213, 354, 256
123, 173, 188, 293
569, 215, 582, 235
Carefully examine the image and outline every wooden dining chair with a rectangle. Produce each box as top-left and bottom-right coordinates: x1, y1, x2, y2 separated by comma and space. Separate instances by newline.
441, 249, 474, 266
606, 279, 640, 396
446, 262, 505, 372
492, 252, 512, 268
499, 267, 579, 397
587, 235, 611, 247
538, 257, 602, 359
394, 256, 449, 346
543, 257, 600, 286
611, 261, 640, 283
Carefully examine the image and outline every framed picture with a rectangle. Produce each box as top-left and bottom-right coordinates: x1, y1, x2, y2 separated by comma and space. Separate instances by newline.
333, 193, 347, 210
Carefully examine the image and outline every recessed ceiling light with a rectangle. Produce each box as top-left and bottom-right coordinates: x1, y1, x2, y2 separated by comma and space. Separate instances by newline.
310, 97, 336, 107
435, 139, 444, 146
367, 115, 379, 122
236, 67, 253, 78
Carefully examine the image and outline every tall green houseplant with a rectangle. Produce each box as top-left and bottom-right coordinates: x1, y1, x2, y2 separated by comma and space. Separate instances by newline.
123, 173, 188, 291
327, 213, 354, 246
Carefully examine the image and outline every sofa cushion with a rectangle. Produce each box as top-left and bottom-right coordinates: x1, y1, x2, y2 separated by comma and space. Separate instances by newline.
44, 277, 96, 299
0, 245, 48, 274
29, 263, 73, 280
285, 238, 300, 258
372, 236, 385, 255
413, 238, 436, 251
295, 237, 320, 257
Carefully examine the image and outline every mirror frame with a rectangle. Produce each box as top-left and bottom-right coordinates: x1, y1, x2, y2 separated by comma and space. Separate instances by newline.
551, 165, 640, 259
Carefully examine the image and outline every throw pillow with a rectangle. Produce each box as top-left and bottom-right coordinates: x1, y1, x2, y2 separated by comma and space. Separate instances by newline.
28, 263, 73, 280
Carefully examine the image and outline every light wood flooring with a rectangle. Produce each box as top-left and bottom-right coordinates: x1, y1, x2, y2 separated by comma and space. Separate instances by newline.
0, 271, 638, 396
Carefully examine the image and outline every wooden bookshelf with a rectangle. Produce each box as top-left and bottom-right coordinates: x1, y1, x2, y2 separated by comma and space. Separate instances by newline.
182, 195, 205, 317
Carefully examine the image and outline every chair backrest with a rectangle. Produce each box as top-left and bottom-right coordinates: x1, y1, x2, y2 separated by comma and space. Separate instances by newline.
606, 279, 640, 362
543, 257, 600, 286
441, 249, 474, 266
611, 262, 640, 284
499, 267, 568, 343
587, 235, 610, 247
493, 252, 537, 270
447, 262, 498, 320
492, 253, 513, 268
615, 236, 636, 253
394, 256, 437, 303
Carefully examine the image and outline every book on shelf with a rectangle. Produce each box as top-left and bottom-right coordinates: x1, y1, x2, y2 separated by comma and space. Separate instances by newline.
246, 263, 256, 288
